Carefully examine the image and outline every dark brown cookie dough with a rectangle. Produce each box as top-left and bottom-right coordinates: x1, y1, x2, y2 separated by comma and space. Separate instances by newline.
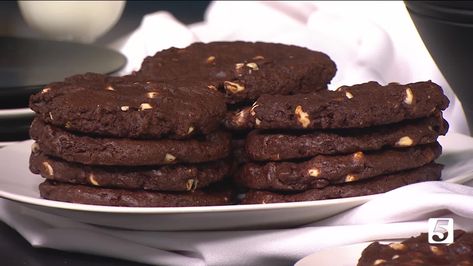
136, 41, 337, 104
237, 142, 441, 191
245, 115, 448, 161
227, 81, 449, 130
357, 230, 473, 266
241, 163, 442, 204
29, 72, 226, 139
30, 149, 230, 191
30, 118, 231, 166
39, 180, 235, 207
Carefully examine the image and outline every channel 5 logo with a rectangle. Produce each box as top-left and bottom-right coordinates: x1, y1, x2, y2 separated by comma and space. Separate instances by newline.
428, 218, 454, 244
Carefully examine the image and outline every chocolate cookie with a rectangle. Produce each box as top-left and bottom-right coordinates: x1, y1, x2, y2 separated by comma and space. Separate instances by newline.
39, 180, 234, 207
136, 41, 337, 104
30, 150, 230, 191
226, 81, 449, 130
241, 163, 442, 204
30, 118, 231, 166
29, 72, 226, 139
357, 230, 473, 266
245, 115, 448, 161
237, 143, 441, 191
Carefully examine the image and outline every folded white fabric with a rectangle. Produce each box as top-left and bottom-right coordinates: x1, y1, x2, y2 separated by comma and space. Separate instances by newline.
114, 1, 468, 135
2, 181, 473, 266
2, 1, 473, 266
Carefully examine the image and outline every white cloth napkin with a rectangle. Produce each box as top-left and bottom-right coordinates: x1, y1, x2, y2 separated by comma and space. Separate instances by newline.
2, 181, 473, 266
2, 1, 473, 266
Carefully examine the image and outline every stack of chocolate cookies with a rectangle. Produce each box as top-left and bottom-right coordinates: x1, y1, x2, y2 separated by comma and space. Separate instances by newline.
27, 41, 453, 207
133, 41, 337, 166
232, 81, 450, 204
29, 73, 234, 207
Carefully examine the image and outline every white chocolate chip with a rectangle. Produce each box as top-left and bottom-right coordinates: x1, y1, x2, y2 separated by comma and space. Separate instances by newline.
396, 136, 413, 147
88, 174, 99, 186
41, 87, 51, 94
253, 55, 265, 60
353, 151, 364, 161
235, 63, 244, 70
234, 110, 248, 126
250, 103, 259, 116
42, 161, 54, 176
345, 91, 354, 99
345, 174, 359, 182
139, 103, 153, 111
120, 106, 129, 111
308, 168, 320, 177
224, 81, 245, 93
105, 85, 115, 91
430, 245, 444, 255
207, 85, 217, 91
164, 153, 176, 162
187, 127, 194, 135
186, 179, 199, 191
206, 56, 216, 64
48, 112, 54, 120
146, 91, 159, 98
255, 118, 261, 126
373, 259, 386, 265
31, 143, 40, 154
404, 87, 414, 105
392, 255, 399, 260
246, 62, 259, 70
389, 242, 406, 251
295, 105, 310, 128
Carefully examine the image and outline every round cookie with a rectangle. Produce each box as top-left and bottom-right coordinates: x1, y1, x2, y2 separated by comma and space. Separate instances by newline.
30, 150, 230, 191
30, 118, 231, 166
29, 72, 226, 139
226, 81, 450, 130
241, 163, 442, 204
39, 180, 234, 207
237, 142, 441, 191
357, 230, 472, 266
136, 41, 337, 104
245, 115, 448, 161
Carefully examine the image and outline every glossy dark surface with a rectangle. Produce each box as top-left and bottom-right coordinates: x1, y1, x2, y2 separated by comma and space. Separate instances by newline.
406, 1, 473, 133
0, 37, 127, 108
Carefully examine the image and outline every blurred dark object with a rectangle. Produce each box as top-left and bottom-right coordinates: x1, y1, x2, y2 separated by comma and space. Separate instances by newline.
0, 36, 126, 109
406, 1, 473, 134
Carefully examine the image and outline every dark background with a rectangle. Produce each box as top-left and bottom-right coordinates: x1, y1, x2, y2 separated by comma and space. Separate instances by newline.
0, 1, 209, 265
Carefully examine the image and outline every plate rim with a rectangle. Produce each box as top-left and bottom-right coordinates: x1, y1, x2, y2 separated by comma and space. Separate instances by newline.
0, 107, 34, 117
0, 189, 377, 214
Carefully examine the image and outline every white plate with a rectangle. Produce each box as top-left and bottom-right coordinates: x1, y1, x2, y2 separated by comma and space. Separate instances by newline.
295, 241, 402, 266
295, 242, 370, 266
0, 133, 472, 231
0, 107, 34, 117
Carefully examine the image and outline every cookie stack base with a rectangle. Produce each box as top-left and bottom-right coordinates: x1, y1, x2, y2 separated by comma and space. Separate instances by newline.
40, 181, 234, 207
